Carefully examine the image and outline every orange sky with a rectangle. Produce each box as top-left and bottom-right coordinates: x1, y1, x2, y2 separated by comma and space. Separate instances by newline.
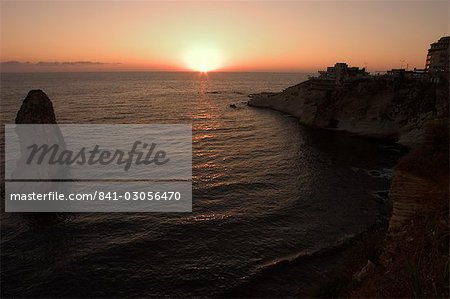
1, 1, 449, 72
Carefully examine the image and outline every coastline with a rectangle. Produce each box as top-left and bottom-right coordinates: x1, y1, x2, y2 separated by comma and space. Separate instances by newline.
248, 77, 448, 146
247, 76, 449, 297
2, 88, 403, 298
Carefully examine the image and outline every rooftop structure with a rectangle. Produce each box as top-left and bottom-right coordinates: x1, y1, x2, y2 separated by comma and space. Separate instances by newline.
310, 63, 371, 90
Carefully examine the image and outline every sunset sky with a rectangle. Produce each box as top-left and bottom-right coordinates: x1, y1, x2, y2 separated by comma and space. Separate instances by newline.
1, 1, 448, 72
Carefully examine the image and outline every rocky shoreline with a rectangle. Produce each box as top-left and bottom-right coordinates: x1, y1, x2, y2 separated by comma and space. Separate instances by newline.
351, 133, 449, 297
247, 76, 449, 297
248, 77, 448, 146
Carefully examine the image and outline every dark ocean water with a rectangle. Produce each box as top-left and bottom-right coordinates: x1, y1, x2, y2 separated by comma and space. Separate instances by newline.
0, 72, 400, 297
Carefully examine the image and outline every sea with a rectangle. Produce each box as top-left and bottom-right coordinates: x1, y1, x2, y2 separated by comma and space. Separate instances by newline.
0, 72, 401, 297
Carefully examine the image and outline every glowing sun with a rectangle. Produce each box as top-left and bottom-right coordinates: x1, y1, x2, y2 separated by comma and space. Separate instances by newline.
184, 47, 223, 72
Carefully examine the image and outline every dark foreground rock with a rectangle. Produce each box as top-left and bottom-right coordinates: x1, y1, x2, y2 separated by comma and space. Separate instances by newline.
11, 89, 69, 186
15, 90, 57, 124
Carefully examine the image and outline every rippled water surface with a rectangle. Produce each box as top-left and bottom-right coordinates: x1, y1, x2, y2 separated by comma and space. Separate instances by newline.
1, 72, 400, 297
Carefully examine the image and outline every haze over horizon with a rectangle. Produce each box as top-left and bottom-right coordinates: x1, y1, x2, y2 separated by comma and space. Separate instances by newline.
1, 1, 448, 73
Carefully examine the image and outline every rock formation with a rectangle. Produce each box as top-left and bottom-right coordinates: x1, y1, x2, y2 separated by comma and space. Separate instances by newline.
248, 78, 449, 145
9, 90, 69, 211
15, 90, 57, 124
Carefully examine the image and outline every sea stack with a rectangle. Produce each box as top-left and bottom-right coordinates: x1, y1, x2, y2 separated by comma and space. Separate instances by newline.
11, 90, 69, 183
15, 90, 57, 124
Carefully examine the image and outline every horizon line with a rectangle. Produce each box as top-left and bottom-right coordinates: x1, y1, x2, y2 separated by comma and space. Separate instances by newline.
0, 70, 396, 75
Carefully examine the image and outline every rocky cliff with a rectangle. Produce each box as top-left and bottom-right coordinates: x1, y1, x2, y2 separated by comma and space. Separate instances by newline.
248, 77, 449, 145
250, 75, 450, 296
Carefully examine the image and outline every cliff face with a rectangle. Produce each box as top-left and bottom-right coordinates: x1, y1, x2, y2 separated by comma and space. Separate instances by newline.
351, 120, 449, 297
248, 78, 449, 145
250, 77, 449, 296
